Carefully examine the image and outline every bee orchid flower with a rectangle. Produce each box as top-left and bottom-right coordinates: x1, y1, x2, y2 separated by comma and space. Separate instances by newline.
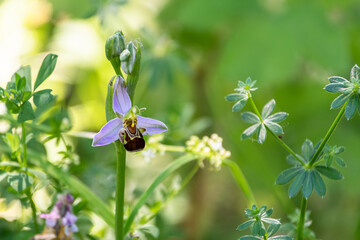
92, 76, 168, 151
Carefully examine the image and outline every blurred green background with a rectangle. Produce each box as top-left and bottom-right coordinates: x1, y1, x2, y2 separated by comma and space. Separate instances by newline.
0, 0, 360, 239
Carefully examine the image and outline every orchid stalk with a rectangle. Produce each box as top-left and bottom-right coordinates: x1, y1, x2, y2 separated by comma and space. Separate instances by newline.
93, 32, 167, 239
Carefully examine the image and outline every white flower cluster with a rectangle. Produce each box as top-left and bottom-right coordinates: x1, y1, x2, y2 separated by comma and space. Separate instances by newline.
186, 134, 231, 170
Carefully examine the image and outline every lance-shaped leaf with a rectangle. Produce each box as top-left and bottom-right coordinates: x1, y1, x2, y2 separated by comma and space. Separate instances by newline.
288, 171, 306, 198
312, 170, 326, 196
237, 220, 256, 231
275, 167, 303, 185
34, 54, 58, 91
315, 166, 343, 180
261, 99, 275, 119
242, 112, 260, 124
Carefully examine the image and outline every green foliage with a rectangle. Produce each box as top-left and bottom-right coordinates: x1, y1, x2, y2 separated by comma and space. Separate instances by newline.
325, 64, 360, 119
34, 54, 58, 91
281, 209, 316, 240
7, 172, 33, 192
237, 205, 291, 240
241, 99, 288, 144
225, 77, 257, 112
275, 139, 344, 198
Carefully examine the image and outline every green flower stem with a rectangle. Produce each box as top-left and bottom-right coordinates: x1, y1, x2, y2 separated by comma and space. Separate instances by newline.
110, 58, 124, 78
26, 189, 39, 233
124, 154, 197, 236
248, 96, 305, 166
22, 123, 27, 167
159, 144, 186, 152
248, 94, 262, 119
296, 197, 307, 240
115, 141, 126, 240
308, 103, 346, 167
223, 159, 256, 206
297, 103, 346, 239
266, 128, 306, 167
22, 122, 39, 233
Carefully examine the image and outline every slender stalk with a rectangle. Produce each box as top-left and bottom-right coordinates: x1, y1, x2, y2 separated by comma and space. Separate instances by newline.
248, 96, 305, 166
223, 159, 256, 206
110, 58, 124, 78
296, 197, 307, 240
22, 123, 39, 233
248, 95, 262, 118
115, 141, 126, 240
159, 144, 186, 153
308, 103, 346, 167
27, 190, 39, 233
22, 123, 27, 167
296, 103, 346, 239
267, 128, 306, 167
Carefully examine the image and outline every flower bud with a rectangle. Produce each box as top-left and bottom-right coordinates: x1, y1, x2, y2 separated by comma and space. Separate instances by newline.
121, 41, 137, 75
105, 31, 125, 60
120, 49, 130, 61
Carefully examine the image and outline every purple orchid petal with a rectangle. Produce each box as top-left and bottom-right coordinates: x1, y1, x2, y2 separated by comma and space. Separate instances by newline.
92, 118, 123, 146
113, 76, 132, 115
62, 212, 77, 226
137, 115, 168, 135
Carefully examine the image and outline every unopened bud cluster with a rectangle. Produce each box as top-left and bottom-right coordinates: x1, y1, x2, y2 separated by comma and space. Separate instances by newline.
186, 134, 231, 170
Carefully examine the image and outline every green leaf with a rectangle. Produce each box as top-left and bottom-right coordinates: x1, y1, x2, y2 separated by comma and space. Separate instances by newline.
286, 154, 303, 166
288, 171, 306, 198
242, 112, 260, 124
262, 208, 273, 218
257, 123, 266, 144
240, 236, 262, 240
262, 218, 280, 225
34, 54, 58, 91
251, 221, 262, 236
331, 93, 351, 109
225, 93, 246, 102
0, 172, 7, 182
237, 220, 256, 231
315, 166, 343, 180
351, 64, 360, 81
0, 162, 21, 168
264, 120, 283, 135
11, 66, 32, 92
7, 172, 33, 192
275, 167, 303, 185
16, 75, 26, 92
258, 205, 267, 215
312, 170, 326, 196
266, 112, 288, 122
334, 156, 346, 167
232, 100, 247, 112
301, 139, 313, 162
267, 223, 280, 237
3, 133, 20, 153
329, 76, 348, 83
17, 101, 35, 123
324, 83, 346, 93
33, 89, 55, 107
241, 123, 260, 140
269, 236, 292, 240
345, 94, 357, 120
5, 100, 20, 114
261, 99, 275, 118
302, 171, 313, 199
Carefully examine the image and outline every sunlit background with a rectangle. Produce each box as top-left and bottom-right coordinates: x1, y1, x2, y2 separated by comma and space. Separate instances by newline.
1, 0, 360, 239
